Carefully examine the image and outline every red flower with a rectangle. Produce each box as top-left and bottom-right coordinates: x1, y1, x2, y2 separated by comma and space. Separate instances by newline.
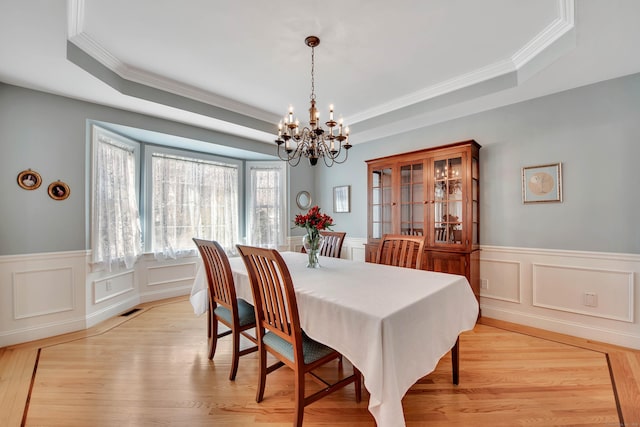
293, 205, 334, 237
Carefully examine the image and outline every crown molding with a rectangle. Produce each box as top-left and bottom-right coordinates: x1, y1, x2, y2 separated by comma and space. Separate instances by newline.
67, 0, 575, 133
66, 0, 84, 38
66, 0, 277, 124
511, 0, 575, 69
346, 58, 516, 124
348, 0, 575, 125
68, 32, 278, 123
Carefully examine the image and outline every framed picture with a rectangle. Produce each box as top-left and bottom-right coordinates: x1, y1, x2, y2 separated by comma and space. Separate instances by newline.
522, 163, 562, 203
48, 180, 71, 201
17, 169, 42, 190
333, 185, 351, 213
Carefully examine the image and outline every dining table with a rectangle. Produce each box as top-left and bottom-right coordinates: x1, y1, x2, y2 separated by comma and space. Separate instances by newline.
190, 251, 479, 427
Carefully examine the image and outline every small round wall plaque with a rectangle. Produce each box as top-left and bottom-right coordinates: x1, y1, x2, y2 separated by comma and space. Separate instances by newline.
48, 180, 70, 201
17, 169, 42, 190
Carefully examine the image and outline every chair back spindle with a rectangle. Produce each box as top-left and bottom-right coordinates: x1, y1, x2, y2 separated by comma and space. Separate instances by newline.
238, 246, 301, 348
375, 234, 426, 269
300, 231, 346, 258
195, 239, 236, 311
319, 231, 346, 258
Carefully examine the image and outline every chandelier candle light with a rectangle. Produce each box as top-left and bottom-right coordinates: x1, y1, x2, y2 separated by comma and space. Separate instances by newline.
275, 36, 351, 167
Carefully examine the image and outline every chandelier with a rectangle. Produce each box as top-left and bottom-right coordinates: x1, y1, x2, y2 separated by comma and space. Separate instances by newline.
275, 36, 351, 167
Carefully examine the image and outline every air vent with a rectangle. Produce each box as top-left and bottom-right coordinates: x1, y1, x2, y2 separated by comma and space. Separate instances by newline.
120, 308, 142, 317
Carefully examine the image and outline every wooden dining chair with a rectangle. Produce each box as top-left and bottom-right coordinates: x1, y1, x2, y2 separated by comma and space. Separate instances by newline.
193, 238, 258, 380
401, 228, 423, 236
236, 245, 361, 427
375, 234, 426, 269
319, 231, 346, 258
300, 231, 347, 258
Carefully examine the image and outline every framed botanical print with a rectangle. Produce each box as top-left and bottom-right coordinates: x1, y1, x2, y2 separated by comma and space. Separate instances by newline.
522, 163, 562, 203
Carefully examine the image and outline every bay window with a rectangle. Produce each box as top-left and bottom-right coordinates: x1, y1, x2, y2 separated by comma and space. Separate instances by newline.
91, 124, 286, 265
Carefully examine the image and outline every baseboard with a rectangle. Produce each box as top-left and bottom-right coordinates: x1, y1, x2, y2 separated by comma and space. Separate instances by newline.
0, 316, 87, 348
138, 285, 192, 304
481, 303, 640, 350
85, 294, 141, 329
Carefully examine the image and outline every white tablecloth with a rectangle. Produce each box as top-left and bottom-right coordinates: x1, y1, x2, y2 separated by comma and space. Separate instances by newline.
191, 252, 478, 427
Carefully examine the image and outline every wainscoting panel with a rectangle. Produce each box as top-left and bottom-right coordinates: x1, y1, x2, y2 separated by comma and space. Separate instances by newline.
93, 270, 135, 304
344, 237, 367, 262
0, 250, 87, 347
3, 246, 638, 350
147, 261, 197, 287
480, 246, 640, 350
13, 267, 74, 319
532, 263, 634, 322
479, 259, 521, 303
137, 256, 198, 303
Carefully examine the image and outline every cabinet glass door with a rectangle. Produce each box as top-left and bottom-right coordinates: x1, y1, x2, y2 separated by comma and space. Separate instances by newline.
472, 156, 479, 246
371, 167, 393, 239
433, 156, 464, 246
400, 162, 424, 236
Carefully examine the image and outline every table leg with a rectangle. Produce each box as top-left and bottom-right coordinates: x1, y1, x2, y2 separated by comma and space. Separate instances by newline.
452, 336, 459, 385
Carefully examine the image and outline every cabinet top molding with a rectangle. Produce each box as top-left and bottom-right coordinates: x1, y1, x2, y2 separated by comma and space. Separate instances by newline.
365, 139, 481, 164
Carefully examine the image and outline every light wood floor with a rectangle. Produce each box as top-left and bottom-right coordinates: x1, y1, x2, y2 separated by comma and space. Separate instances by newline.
1, 296, 639, 426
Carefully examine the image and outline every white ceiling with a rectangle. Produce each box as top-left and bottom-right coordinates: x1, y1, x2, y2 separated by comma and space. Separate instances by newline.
1, 0, 640, 151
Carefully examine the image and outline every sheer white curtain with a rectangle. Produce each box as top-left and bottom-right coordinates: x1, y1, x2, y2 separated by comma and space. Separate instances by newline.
246, 162, 286, 248
93, 134, 142, 271
152, 154, 239, 257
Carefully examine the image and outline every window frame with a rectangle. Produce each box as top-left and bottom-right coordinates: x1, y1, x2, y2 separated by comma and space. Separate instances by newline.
142, 145, 244, 254
245, 160, 288, 249
90, 124, 141, 268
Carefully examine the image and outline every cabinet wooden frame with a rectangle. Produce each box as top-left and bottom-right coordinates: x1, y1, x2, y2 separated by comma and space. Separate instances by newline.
365, 140, 481, 305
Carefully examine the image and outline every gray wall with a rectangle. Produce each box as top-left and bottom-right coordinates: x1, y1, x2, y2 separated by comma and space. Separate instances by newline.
315, 72, 640, 254
2, 73, 639, 256
0, 83, 308, 255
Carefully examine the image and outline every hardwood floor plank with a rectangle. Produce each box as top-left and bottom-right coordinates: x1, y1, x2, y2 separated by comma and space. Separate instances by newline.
608, 351, 640, 425
1, 297, 637, 426
0, 348, 38, 427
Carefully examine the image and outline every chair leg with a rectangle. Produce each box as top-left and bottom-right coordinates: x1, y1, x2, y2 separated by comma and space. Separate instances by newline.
207, 309, 211, 338
354, 367, 362, 403
229, 329, 240, 381
294, 369, 305, 427
208, 315, 218, 360
256, 345, 267, 403
452, 336, 460, 385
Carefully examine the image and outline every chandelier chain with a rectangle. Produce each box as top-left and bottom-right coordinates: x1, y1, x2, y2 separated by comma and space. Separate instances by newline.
310, 45, 316, 101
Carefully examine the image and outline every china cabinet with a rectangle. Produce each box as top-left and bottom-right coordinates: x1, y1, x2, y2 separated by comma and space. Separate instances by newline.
364, 140, 481, 303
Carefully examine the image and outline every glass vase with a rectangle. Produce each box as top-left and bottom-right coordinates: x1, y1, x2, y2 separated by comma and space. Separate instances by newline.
302, 233, 325, 268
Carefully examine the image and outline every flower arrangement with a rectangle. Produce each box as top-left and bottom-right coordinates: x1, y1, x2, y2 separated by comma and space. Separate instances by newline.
294, 205, 334, 239
294, 206, 334, 268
